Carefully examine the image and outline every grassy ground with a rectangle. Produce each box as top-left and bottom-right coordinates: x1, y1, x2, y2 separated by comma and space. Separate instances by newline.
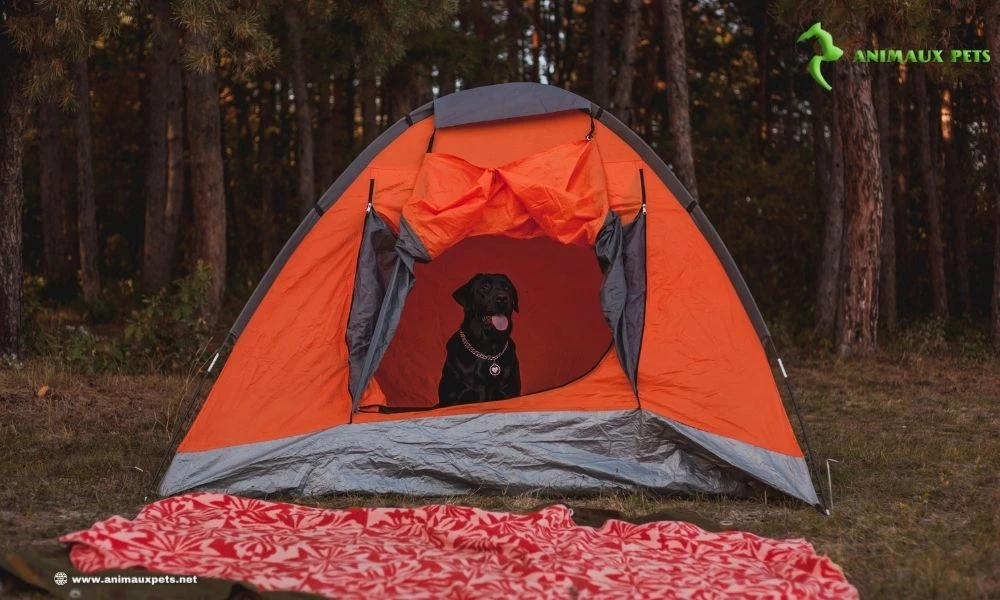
1, 352, 998, 598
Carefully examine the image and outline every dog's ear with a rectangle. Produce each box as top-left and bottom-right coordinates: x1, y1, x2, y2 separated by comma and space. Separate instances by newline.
501, 275, 519, 313
452, 277, 476, 310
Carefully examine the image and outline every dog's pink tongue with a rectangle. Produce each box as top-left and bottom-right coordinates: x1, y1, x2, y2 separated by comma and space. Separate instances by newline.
490, 315, 509, 331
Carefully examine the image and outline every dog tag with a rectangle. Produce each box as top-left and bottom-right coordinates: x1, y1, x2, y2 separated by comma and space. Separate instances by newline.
489, 362, 501, 376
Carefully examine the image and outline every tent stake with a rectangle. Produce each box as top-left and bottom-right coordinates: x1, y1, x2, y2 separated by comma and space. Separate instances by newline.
207, 352, 220, 373
825, 458, 840, 512
765, 337, 831, 515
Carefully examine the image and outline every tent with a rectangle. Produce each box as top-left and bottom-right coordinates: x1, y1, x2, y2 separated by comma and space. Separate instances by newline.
156, 83, 826, 511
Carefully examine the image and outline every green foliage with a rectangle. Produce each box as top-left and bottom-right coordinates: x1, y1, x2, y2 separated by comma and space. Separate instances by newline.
174, 0, 277, 79
340, 0, 458, 75
121, 262, 213, 372
3, 0, 130, 102
883, 317, 995, 360
22, 275, 45, 344
60, 324, 125, 373
84, 296, 115, 324
32, 266, 214, 374
896, 317, 949, 355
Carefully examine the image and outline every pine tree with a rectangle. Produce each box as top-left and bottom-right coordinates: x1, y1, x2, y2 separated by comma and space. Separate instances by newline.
592, 0, 610, 106
284, 2, 315, 217
1, 0, 123, 357
662, 0, 698, 200
985, 3, 1000, 351
182, 28, 227, 320
142, 0, 185, 293
611, 0, 642, 124
812, 74, 844, 340
913, 68, 948, 318
834, 20, 884, 356
73, 56, 101, 304
39, 98, 72, 289
874, 60, 897, 331
0, 5, 31, 361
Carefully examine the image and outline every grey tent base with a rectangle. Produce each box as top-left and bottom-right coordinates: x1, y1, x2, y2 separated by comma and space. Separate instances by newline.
159, 409, 819, 507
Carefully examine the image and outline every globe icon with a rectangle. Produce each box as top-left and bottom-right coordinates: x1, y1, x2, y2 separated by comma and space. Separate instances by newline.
54, 571, 68, 586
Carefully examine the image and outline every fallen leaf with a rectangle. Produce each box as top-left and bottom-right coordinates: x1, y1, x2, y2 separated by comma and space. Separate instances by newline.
36, 385, 50, 398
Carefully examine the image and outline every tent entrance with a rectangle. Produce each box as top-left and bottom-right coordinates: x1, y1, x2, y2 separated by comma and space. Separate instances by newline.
373, 234, 612, 409
346, 139, 648, 411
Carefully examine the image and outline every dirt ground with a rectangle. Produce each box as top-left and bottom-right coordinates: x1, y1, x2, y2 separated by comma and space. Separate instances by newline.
2, 352, 999, 598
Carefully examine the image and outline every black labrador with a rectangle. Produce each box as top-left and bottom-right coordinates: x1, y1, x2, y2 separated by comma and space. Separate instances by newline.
438, 273, 521, 406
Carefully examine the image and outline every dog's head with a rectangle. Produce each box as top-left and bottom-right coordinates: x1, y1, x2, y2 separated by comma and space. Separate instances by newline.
452, 273, 519, 334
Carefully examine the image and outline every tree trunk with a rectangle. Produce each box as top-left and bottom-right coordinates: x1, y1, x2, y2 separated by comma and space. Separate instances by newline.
662, 0, 698, 200
548, 0, 564, 87
360, 73, 379, 146
461, 1, 490, 88
913, 68, 948, 318
986, 4, 1000, 351
39, 99, 72, 286
0, 28, 29, 360
874, 64, 896, 330
753, 0, 769, 142
332, 73, 352, 173
257, 75, 277, 264
546, 0, 560, 84
812, 82, 844, 340
895, 64, 910, 317
941, 86, 971, 317
183, 31, 226, 321
505, 0, 525, 81
315, 75, 335, 193
386, 60, 426, 123
591, 0, 609, 106
560, 0, 579, 91
639, 4, 659, 138
439, 63, 456, 96
228, 81, 250, 272
611, 0, 641, 124
835, 57, 884, 356
142, 0, 185, 293
285, 3, 315, 217
530, 0, 542, 82
72, 56, 101, 304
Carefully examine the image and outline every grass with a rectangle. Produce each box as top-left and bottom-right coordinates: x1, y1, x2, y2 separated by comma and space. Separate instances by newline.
2, 352, 999, 598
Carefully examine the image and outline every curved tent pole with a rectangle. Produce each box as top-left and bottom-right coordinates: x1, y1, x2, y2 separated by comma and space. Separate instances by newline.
593, 106, 829, 514
153, 84, 828, 510
765, 336, 832, 515
149, 104, 434, 498
228, 101, 436, 342
147, 333, 234, 500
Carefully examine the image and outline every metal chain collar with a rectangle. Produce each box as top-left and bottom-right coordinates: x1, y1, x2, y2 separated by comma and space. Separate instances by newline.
459, 329, 509, 361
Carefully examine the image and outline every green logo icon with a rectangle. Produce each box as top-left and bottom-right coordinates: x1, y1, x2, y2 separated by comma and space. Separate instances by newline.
797, 22, 844, 91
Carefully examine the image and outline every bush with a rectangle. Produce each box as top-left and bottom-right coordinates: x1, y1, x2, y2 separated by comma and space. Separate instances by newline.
895, 317, 949, 356
121, 263, 213, 373
884, 317, 995, 362
34, 265, 214, 374
61, 325, 125, 373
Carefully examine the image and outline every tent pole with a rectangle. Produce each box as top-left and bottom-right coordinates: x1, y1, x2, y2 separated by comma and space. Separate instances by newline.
145, 333, 234, 501
765, 336, 831, 515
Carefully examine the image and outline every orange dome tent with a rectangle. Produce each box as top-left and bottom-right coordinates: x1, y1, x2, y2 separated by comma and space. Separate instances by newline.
156, 83, 826, 511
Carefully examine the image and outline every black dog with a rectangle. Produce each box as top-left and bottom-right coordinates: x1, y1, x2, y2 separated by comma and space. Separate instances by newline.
438, 273, 521, 407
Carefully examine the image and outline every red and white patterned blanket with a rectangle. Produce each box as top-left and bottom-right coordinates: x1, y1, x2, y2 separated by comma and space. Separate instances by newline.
61, 492, 857, 599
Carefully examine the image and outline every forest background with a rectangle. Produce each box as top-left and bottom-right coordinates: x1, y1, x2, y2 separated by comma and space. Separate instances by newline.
1, 1, 999, 366
3, 3, 1000, 597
